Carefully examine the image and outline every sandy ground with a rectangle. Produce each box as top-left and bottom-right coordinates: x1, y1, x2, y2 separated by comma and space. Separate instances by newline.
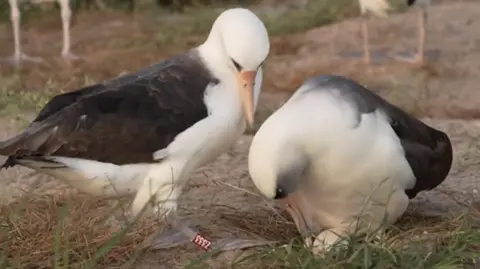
1, 1, 480, 268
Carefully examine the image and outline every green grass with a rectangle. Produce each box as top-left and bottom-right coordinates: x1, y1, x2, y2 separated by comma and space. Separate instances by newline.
148, 0, 412, 45
2, 189, 480, 269
188, 214, 480, 269
0, 75, 54, 114
0, 74, 98, 124
178, 213, 480, 269
150, 0, 361, 46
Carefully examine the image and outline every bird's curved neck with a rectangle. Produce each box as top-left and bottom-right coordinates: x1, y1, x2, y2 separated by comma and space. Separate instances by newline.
196, 35, 263, 133
197, 39, 229, 77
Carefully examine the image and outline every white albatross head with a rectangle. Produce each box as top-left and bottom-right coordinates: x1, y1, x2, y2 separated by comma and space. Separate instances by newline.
200, 8, 270, 127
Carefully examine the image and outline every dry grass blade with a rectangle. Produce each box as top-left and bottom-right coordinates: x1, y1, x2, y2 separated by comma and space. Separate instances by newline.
212, 205, 298, 242
0, 193, 159, 269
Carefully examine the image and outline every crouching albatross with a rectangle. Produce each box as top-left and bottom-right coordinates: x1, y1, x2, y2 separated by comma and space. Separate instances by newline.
0, 8, 270, 251
248, 75, 453, 254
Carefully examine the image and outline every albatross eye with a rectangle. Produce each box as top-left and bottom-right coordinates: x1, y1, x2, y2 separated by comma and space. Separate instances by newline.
274, 187, 288, 199
231, 59, 242, 71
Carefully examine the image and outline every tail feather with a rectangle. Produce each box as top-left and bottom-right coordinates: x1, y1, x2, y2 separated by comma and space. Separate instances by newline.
0, 118, 70, 170
0, 124, 58, 154
1, 156, 18, 169
1, 154, 66, 172
14, 156, 67, 170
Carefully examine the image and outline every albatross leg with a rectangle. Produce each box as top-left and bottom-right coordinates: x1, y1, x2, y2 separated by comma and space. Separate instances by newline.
3, 0, 44, 67
391, 8, 427, 66
361, 14, 371, 65
147, 212, 200, 250
336, 13, 388, 64
58, 0, 82, 61
147, 211, 277, 251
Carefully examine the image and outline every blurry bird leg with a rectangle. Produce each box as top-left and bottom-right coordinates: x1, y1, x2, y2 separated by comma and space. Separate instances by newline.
4, 0, 44, 66
361, 13, 371, 65
392, 8, 427, 66
58, 0, 81, 61
416, 8, 427, 65
148, 210, 278, 251
147, 210, 205, 250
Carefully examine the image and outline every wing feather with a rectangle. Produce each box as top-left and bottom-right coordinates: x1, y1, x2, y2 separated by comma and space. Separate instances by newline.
0, 49, 218, 166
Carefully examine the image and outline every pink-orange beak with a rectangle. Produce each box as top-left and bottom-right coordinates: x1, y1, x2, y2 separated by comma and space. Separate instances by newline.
282, 195, 311, 236
236, 70, 257, 128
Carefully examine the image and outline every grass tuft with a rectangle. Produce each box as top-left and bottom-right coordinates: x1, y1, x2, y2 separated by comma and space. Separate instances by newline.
0, 193, 159, 269
222, 212, 480, 269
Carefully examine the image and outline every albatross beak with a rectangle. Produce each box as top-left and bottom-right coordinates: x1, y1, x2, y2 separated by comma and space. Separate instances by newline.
237, 70, 257, 128
282, 195, 312, 237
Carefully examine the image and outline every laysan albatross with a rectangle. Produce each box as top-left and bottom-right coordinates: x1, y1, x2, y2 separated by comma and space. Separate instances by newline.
248, 75, 453, 254
0, 8, 270, 250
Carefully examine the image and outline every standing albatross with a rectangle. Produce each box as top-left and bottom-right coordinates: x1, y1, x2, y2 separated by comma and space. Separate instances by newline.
248, 75, 453, 254
0, 8, 270, 250
357, 0, 429, 65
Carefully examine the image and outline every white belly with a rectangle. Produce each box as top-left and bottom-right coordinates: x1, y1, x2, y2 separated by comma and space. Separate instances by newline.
24, 157, 151, 198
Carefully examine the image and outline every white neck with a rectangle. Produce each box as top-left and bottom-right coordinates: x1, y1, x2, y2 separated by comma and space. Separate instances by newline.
161, 45, 260, 185
166, 40, 264, 173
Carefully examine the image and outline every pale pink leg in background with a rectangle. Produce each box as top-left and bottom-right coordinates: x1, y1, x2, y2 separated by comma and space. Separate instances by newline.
57, 0, 81, 61
3, 0, 44, 66
391, 8, 427, 66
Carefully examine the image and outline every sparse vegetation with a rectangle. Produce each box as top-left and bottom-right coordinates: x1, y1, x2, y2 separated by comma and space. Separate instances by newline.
0, 193, 158, 268
1, 0, 480, 268
229, 213, 480, 269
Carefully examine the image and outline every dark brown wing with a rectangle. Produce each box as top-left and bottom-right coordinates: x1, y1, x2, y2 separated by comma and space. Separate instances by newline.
303, 75, 453, 199
0, 49, 218, 166
389, 115, 453, 199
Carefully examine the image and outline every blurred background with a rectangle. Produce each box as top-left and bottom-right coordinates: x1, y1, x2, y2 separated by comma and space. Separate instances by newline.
0, 0, 477, 128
